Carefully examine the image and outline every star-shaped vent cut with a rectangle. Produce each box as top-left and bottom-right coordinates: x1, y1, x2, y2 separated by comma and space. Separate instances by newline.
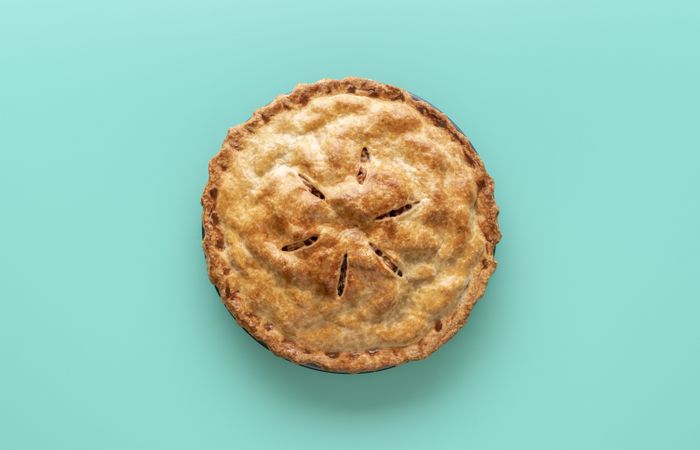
278, 146, 421, 297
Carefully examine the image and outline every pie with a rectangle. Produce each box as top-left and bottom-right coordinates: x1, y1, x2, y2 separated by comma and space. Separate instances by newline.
201, 78, 500, 373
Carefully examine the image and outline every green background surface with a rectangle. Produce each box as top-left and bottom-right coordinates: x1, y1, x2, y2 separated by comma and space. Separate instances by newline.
2, 1, 699, 449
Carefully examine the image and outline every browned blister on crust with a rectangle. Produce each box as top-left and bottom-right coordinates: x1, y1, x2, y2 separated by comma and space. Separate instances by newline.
202, 77, 501, 373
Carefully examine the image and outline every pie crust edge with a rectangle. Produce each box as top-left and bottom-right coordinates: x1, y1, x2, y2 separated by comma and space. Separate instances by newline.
201, 77, 501, 373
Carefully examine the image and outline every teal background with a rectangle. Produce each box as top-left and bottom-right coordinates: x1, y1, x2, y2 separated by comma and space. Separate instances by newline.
1, 0, 699, 448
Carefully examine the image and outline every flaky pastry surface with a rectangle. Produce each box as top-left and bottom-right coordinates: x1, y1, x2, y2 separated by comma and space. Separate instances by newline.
202, 78, 500, 373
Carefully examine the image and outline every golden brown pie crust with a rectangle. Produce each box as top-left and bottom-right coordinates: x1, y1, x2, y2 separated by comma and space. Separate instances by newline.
202, 78, 500, 373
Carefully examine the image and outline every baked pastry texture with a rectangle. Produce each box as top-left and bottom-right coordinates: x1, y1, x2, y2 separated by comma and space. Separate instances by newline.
202, 78, 500, 373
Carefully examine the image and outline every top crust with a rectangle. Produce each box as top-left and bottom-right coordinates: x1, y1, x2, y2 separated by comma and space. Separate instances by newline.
202, 78, 501, 373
